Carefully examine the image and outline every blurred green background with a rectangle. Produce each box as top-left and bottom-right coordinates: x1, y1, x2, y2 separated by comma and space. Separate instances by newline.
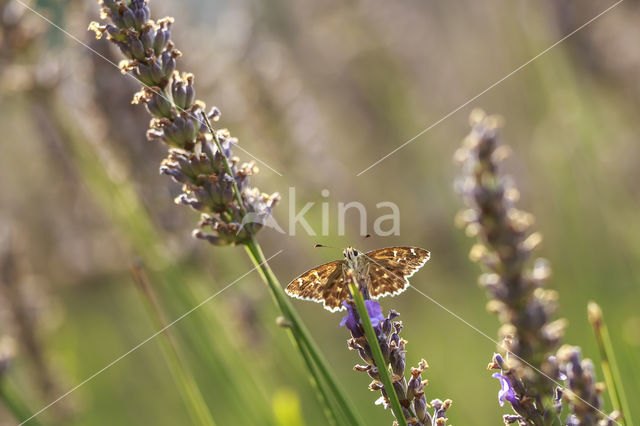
0, 0, 639, 424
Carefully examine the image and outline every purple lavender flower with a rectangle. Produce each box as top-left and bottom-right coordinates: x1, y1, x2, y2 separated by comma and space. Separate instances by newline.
339, 300, 385, 333
492, 373, 518, 407
343, 300, 451, 425
89, 2, 279, 246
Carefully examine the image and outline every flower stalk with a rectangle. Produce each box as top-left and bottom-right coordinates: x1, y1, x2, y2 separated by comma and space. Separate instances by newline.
347, 276, 408, 426
244, 238, 363, 426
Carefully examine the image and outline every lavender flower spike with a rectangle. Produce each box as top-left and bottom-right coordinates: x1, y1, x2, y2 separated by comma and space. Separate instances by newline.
89, 0, 279, 246
557, 345, 619, 426
342, 294, 451, 425
462, 112, 617, 425
456, 110, 564, 418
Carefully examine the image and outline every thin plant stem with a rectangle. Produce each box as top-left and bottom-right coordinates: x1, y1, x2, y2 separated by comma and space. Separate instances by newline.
0, 377, 45, 426
286, 319, 339, 426
202, 113, 363, 425
588, 302, 633, 426
131, 265, 217, 426
244, 239, 364, 426
347, 280, 408, 426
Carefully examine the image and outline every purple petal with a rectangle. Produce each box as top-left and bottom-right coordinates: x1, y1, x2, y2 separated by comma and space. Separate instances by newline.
339, 300, 385, 333
339, 302, 359, 333
365, 300, 385, 329
492, 373, 518, 407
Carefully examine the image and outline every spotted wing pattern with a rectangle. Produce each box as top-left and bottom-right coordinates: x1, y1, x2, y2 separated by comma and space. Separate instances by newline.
285, 260, 349, 312
320, 271, 350, 312
364, 247, 430, 299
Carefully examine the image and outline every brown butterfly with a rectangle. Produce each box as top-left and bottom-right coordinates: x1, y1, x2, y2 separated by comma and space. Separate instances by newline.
285, 246, 430, 312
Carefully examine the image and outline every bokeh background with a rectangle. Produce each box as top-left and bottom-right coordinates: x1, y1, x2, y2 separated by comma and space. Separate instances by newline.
0, 0, 639, 424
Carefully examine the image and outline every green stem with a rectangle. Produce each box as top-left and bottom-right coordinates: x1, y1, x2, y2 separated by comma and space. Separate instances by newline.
588, 302, 633, 426
0, 377, 45, 426
347, 281, 408, 426
244, 238, 364, 426
132, 265, 217, 426
289, 322, 339, 426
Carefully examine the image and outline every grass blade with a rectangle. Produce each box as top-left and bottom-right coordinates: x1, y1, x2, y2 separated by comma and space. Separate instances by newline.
0, 376, 45, 426
131, 264, 217, 426
588, 302, 633, 426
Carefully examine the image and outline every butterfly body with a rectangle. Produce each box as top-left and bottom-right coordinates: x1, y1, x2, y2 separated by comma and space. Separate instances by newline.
285, 246, 430, 312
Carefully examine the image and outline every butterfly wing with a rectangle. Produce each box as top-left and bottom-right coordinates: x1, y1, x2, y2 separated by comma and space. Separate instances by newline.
364, 247, 430, 299
320, 268, 350, 312
285, 260, 349, 312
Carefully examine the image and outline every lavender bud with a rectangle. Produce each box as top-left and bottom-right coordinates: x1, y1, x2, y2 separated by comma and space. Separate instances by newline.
132, 6, 149, 29
392, 378, 406, 401
390, 345, 405, 378
401, 407, 413, 421
154, 28, 170, 55
172, 74, 196, 110
390, 330, 399, 347
121, 7, 135, 28
407, 374, 421, 400
160, 51, 176, 79
118, 43, 132, 61
105, 24, 123, 40
414, 395, 428, 423
134, 63, 154, 86
378, 339, 390, 364
146, 92, 173, 118
382, 317, 393, 335
111, 13, 125, 29
129, 37, 146, 61
140, 28, 154, 51
149, 60, 165, 85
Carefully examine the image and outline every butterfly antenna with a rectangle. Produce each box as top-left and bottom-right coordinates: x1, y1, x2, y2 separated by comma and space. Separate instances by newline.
314, 243, 336, 249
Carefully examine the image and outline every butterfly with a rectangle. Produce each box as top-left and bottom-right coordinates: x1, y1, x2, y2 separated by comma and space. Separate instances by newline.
285, 246, 430, 312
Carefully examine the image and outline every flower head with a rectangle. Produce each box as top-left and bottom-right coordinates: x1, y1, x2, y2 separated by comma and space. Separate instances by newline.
344, 301, 451, 425
90, 1, 279, 246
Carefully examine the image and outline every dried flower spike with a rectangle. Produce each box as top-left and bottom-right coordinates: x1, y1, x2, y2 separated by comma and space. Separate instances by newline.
456, 110, 563, 397
89, 0, 279, 245
459, 110, 618, 425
